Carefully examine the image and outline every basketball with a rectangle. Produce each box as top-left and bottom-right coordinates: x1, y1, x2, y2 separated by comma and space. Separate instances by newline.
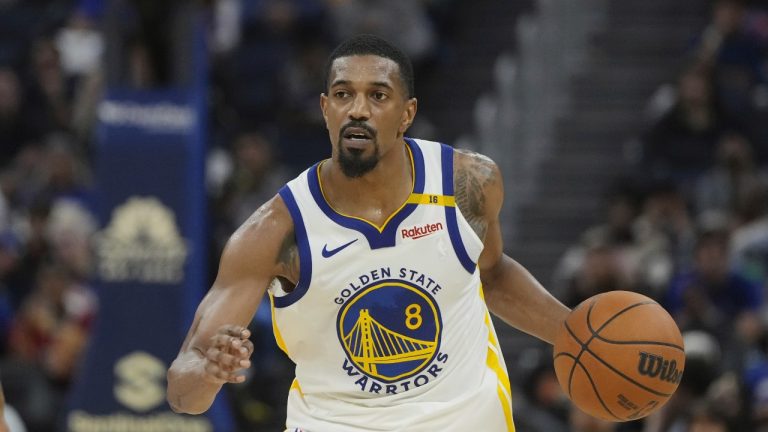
553, 290, 685, 422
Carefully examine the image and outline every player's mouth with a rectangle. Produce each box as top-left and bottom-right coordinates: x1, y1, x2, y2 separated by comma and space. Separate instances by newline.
340, 125, 376, 149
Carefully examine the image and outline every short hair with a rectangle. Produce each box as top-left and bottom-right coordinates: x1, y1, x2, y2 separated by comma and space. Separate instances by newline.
324, 34, 415, 98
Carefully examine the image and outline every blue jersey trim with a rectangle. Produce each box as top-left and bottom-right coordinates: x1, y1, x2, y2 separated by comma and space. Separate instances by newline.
274, 186, 313, 308
307, 138, 425, 249
441, 144, 476, 274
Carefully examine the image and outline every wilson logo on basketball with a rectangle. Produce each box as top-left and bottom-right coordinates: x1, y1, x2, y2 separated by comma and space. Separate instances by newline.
401, 222, 444, 240
637, 352, 683, 384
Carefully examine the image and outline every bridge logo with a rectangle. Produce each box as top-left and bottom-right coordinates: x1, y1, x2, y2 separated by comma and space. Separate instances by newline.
337, 280, 442, 383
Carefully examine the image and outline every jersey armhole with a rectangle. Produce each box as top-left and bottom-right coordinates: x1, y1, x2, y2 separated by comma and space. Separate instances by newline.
274, 185, 313, 307
440, 144, 477, 274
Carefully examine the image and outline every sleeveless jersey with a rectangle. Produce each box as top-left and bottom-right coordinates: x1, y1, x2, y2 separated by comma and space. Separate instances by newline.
271, 138, 515, 432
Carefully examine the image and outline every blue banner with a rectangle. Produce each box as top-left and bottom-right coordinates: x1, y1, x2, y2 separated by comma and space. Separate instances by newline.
62, 87, 234, 432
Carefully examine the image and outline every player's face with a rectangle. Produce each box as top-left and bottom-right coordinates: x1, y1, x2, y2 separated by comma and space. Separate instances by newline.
321, 55, 416, 178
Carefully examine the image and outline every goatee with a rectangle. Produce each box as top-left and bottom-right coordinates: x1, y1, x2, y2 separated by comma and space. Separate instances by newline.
338, 145, 380, 178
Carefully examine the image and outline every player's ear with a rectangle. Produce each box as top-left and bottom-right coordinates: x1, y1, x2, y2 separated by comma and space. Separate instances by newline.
399, 97, 417, 135
320, 93, 329, 126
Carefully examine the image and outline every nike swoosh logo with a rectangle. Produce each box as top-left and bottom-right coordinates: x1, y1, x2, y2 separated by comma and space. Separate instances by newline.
322, 239, 358, 258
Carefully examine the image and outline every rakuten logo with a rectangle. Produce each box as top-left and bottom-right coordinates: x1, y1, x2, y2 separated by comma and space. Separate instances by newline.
401, 222, 444, 239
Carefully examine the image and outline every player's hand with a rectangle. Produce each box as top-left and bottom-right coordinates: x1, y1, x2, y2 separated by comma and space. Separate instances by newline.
202, 325, 254, 384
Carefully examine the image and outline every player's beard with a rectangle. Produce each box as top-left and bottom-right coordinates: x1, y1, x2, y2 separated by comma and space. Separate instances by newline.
337, 125, 380, 178
338, 144, 380, 178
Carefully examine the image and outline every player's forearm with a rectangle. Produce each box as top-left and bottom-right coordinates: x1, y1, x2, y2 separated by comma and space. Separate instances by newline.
166, 351, 224, 414
481, 254, 570, 344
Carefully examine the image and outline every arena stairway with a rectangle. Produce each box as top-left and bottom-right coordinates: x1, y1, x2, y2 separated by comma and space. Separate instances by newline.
506, 0, 711, 286
417, 0, 535, 141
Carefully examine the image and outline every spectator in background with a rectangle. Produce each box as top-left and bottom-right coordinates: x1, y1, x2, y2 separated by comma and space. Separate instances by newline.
641, 66, 734, 183
26, 38, 72, 135
513, 361, 569, 432
210, 0, 242, 56
45, 199, 97, 280
0, 232, 21, 354
34, 135, 93, 211
326, 0, 437, 71
691, 0, 768, 164
559, 241, 631, 308
6, 263, 96, 431
0, 69, 36, 170
553, 184, 650, 300
8, 264, 95, 381
279, 39, 332, 126
695, 131, 768, 216
3, 198, 51, 312
664, 227, 762, 346
127, 0, 181, 87
211, 130, 289, 243
55, 9, 104, 82
695, 0, 765, 117
730, 183, 768, 283
59, 4, 107, 146
744, 331, 768, 431
632, 181, 696, 291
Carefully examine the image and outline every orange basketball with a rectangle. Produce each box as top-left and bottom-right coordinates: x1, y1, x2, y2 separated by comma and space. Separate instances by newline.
553, 290, 685, 422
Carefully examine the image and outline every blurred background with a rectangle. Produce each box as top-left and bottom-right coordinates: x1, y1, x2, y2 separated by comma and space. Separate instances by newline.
0, 0, 767, 431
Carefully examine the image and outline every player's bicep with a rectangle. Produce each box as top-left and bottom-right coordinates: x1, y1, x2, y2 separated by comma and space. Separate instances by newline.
454, 152, 505, 283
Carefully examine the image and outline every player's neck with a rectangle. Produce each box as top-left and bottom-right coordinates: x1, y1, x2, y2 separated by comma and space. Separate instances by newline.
322, 141, 413, 225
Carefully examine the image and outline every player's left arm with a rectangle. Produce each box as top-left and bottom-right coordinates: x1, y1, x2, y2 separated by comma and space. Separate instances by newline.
454, 149, 570, 345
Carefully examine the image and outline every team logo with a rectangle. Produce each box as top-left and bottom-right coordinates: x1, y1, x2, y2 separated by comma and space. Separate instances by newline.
337, 280, 442, 382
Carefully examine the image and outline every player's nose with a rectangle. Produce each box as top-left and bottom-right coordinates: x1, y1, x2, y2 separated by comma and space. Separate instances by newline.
348, 93, 371, 120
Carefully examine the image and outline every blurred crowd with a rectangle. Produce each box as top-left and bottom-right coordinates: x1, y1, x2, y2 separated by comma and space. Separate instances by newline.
535, 1, 768, 431
2, 0, 768, 432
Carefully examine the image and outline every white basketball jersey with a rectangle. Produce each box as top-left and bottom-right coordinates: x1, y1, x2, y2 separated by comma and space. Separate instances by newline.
271, 138, 515, 432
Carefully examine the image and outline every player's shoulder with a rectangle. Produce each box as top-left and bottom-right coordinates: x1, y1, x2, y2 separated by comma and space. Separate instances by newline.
214, 194, 295, 280
407, 137, 500, 180
453, 148, 501, 186
227, 194, 294, 255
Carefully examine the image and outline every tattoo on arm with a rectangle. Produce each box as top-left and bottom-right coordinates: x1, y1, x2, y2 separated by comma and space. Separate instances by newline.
454, 150, 496, 239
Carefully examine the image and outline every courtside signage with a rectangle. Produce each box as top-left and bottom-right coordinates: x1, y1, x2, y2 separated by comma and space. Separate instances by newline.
64, 88, 232, 432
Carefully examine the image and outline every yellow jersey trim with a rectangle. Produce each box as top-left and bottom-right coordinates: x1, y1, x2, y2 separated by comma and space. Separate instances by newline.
289, 378, 303, 396
269, 293, 290, 357
406, 193, 455, 207
482, 283, 514, 431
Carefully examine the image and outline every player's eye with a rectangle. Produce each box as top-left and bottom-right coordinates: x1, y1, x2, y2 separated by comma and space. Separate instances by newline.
334, 90, 350, 98
373, 91, 388, 101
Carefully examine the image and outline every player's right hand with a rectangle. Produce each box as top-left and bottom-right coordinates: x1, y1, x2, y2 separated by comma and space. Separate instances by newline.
202, 325, 254, 384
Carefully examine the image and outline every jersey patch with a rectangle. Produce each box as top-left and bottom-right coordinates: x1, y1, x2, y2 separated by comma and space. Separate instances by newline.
336, 279, 443, 383
401, 221, 444, 240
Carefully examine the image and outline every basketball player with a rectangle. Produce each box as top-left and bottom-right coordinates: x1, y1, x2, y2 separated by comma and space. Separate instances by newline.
168, 34, 571, 431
